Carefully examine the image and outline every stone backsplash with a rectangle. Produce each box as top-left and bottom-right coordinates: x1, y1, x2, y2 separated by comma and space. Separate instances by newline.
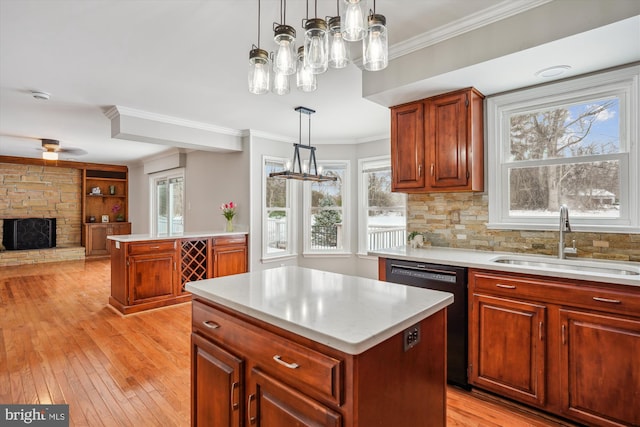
408, 193, 640, 263
0, 162, 82, 248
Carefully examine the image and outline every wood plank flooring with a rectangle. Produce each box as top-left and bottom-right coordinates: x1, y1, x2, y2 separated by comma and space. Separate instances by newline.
0, 259, 578, 426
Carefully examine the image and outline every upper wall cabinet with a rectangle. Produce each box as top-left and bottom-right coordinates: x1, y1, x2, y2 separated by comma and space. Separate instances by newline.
391, 87, 485, 193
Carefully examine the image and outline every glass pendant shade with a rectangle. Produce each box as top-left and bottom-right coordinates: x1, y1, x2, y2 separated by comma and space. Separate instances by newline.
296, 47, 317, 92
248, 48, 270, 94
303, 18, 328, 75
363, 14, 388, 71
273, 70, 290, 95
340, 0, 367, 42
328, 16, 349, 69
273, 25, 296, 75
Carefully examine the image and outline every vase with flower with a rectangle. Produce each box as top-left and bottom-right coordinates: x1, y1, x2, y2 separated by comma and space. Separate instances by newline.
112, 203, 125, 222
220, 202, 236, 232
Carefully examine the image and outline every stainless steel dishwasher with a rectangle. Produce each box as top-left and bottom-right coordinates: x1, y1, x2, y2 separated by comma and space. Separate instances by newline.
384, 258, 469, 389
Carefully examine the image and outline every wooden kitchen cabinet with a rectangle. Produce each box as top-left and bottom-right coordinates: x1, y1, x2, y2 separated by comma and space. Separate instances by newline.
469, 269, 640, 427
110, 234, 248, 314
559, 309, 640, 427
470, 294, 546, 406
191, 332, 243, 427
191, 298, 447, 427
391, 87, 484, 193
84, 222, 131, 257
212, 235, 248, 278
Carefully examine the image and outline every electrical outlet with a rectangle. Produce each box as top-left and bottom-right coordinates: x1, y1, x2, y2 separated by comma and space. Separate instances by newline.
403, 324, 421, 351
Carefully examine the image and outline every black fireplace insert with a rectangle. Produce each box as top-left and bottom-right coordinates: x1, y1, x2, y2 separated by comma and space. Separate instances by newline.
2, 218, 56, 250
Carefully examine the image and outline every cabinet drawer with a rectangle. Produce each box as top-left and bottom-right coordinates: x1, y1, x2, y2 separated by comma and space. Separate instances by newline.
193, 300, 343, 405
212, 235, 246, 246
128, 240, 176, 255
471, 270, 640, 317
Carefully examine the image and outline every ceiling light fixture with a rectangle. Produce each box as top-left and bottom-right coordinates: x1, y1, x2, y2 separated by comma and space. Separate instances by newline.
31, 91, 50, 100
248, 0, 270, 95
269, 106, 337, 182
42, 151, 59, 161
248, 0, 387, 95
535, 65, 571, 78
41, 139, 60, 160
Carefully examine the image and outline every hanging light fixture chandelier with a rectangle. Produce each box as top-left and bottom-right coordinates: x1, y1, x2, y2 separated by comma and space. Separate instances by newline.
247, 0, 388, 95
269, 107, 337, 182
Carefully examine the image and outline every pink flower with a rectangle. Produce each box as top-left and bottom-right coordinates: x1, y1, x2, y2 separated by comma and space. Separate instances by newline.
220, 201, 236, 220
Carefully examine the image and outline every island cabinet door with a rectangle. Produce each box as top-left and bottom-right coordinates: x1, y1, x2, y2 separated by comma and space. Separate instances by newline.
191, 333, 243, 427
128, 253, 176, 305
559, 309, 640, 427
246, 368, 341, 427
469, 294, 546, 407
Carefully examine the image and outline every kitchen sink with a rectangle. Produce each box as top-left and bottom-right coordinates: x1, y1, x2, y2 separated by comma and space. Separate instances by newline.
490, 255, 640, 276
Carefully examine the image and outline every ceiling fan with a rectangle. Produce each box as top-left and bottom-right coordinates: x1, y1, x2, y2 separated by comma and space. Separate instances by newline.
40, 139, 87, 160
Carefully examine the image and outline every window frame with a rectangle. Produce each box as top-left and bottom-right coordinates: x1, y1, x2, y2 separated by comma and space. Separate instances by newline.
303, 160, 351, 256
262, 155, 296, 262
357, 155, 406, 255
149, 168, 185, 235
487, 65, 640, 233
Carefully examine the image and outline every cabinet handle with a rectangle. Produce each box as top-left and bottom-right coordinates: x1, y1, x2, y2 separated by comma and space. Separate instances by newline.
230, 382, 239, 410
561, 324, 566, 345
539, 321, 543, 341
149, 246, 160, 249
430, 163, 434, 176
592, 296, 621, 304
418, 164, 422, 177
202, 320, 220, 329
273, 355, 300, 369
495, 283, 516, 289
247, 393, 256, 424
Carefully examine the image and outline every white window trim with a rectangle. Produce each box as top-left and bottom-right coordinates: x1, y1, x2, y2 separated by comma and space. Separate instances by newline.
262, 155, 296, 261
148, 168, 185, 235
303, 160, 351, 256
487, 65, 640, 233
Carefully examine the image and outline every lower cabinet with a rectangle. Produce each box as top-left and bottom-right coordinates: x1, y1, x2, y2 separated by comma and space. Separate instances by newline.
469, 269, 640, 427
84, 222, 131, 257
109, 234, 248, 314
469, 294, 546, 406
559, 309, 640, 427
191, 299, 447, 427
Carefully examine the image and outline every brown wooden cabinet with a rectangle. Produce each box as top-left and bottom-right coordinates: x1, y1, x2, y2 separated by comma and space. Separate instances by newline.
391, 87, 484, 193
84, 222, 131, 257
469, 269, 640, 427
110, 234, 248, 314
212, 235, 248, 278
191, 298, 447, 427
469, 294, 546, 406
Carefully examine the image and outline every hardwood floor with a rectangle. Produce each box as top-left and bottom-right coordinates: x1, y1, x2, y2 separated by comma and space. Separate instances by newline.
1, 259, 578, 426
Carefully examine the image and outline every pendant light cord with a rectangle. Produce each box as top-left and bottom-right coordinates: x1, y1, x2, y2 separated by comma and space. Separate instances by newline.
257, 0, 261, 47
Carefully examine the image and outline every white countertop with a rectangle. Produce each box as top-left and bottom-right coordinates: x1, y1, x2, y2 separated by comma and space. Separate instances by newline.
108, 230, 248, 242
370, 246, 640, 287
185, 266, 453, 355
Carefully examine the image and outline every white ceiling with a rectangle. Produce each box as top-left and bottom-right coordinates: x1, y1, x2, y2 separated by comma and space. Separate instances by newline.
0, 0, 638, 164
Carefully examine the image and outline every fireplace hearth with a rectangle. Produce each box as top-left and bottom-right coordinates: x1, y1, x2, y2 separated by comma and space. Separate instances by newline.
2, 218, 57, 250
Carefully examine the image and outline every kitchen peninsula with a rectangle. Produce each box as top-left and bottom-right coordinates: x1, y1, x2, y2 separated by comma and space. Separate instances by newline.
108, 231, 248, 314
186, 266, 453, 427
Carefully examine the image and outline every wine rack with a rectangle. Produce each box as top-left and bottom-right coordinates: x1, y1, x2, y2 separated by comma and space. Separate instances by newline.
180, 239, 208, 291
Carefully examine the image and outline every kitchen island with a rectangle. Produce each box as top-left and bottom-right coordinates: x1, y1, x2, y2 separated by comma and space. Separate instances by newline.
108, 231, 248, 314
186, 266, 453, 427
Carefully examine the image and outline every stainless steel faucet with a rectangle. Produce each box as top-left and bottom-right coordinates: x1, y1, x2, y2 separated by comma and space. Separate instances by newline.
559, 204, 577, 259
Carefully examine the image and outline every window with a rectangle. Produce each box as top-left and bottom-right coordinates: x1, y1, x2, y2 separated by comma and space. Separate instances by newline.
488, 66, 639, 232
263, 157, 295, 259
358, 156, 406, 254
150, 169, 185, 235
303, 161, 349, 254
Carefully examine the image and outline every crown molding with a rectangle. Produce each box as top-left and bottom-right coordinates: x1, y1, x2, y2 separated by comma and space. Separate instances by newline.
104, 105, 244, 137
388, 0, 554, 61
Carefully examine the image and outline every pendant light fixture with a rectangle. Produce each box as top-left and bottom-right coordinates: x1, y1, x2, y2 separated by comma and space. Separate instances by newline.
296, 46, 317, 92
269, 107, 337, 182
273, 0, 296, 76
340, 0, 367, 42
363, 0, 388, 71
303, 0, 329, 75
328, 0, 349, 69
248, 0, 270, 94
